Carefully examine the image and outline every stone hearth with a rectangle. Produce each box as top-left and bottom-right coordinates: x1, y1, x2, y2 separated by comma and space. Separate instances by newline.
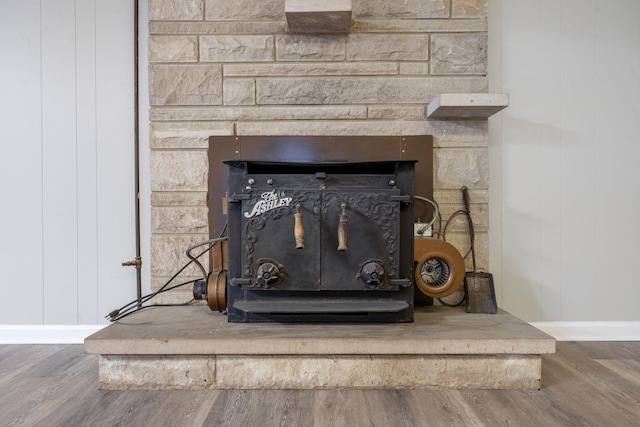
85, 306, 555, 390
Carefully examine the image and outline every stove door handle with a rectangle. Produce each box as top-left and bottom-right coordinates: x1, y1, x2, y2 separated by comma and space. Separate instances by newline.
337, 203, 348, 251
294, 205, 304, 249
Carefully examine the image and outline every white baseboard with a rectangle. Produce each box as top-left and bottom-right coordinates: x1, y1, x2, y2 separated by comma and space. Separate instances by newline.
530, 321, 640, 341
0, 325, 107, 344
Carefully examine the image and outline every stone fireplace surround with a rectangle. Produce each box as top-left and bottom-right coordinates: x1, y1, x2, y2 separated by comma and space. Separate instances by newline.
148, 0, 491, 303
83, 0, 558, 390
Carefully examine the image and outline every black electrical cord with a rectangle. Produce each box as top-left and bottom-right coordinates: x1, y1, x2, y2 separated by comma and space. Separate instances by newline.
106, 277, 200, 322
437, 186, 477, 307
186, 221, 228, 285
442, 210, 475, 261
109, 299, 197, 322
105, 261, 196, 322
105, 232, 228, 322
186, 237, 227, 285
437, 277, 468, 307
441, 187, 476, 272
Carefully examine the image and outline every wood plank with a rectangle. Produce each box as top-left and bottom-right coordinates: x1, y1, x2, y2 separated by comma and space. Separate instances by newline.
146, 390, 219, 427
314, 390, 373, 427
538, 342, 640, 425
460, 388, 579, 426
17, 353, 98, 427
361, 390, 417, 427
203, 390, 254, 426
554, 343, 640, 402
0, 378, 62, 425
596, 359, 640, 388
398, 390, 483, 426
94, 393, 177, 427
0, 347, 95, 425
0, 345, 66, 387
573, 341, 640, 360
205, 390, 315, 426
26, 344, 87, 378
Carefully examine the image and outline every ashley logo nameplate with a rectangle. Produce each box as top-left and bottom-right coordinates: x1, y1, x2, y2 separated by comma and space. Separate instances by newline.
244, 190, 293, 218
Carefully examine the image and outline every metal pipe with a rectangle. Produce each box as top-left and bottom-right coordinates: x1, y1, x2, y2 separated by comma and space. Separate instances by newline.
121, 0, 143, 307
133, 0, 142, 308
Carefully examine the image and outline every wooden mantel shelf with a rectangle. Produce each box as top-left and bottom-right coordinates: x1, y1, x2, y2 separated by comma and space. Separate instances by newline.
285, 0, 352, 34
427, 93, 509, 120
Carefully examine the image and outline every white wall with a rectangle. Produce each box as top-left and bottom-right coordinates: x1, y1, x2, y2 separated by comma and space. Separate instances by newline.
0, 0, 140, 326
489, 0, 640, 322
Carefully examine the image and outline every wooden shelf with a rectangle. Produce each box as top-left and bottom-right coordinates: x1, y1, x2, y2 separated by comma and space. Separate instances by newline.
285, 0, 352, 34
427, 93, 509, 120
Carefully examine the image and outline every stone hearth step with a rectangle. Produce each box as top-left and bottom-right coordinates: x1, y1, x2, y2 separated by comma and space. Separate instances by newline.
84, 306, 555, 390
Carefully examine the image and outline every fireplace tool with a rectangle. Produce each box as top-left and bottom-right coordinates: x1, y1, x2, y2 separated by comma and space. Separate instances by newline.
456, 187, 497, 314
437, 186, 497, 314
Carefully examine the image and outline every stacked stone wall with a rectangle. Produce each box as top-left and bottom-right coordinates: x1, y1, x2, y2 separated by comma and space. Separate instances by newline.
149, 0, 490, 301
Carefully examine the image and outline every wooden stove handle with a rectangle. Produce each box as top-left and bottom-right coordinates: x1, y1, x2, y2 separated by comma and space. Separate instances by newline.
337, 203, 348, 251
294, 205, 304, 249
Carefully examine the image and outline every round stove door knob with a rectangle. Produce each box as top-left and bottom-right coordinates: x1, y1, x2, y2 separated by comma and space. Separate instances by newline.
361, 262, 385, 286
256, 262, 280, 288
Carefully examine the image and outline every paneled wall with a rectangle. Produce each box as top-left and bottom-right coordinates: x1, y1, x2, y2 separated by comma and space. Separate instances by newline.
489, 0, 640, 322
0, 0, 137, 325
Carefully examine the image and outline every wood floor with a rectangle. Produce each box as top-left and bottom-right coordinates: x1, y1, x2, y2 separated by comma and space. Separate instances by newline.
0, 342, 639, 427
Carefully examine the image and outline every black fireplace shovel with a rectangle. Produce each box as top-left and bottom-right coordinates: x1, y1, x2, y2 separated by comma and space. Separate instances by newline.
452, 186, 498, 314
465, 272, 498, 314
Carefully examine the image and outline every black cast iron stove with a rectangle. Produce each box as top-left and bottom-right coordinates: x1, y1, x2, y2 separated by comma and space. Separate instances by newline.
225, 160, 416, 323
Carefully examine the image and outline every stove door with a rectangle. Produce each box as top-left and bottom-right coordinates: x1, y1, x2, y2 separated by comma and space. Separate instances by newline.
241, 187, 321, 291
320, 189, 403, 291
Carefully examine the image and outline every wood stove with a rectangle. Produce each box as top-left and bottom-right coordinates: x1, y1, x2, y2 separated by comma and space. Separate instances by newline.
206, 136, 433, 323
225, 159, 415, 322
